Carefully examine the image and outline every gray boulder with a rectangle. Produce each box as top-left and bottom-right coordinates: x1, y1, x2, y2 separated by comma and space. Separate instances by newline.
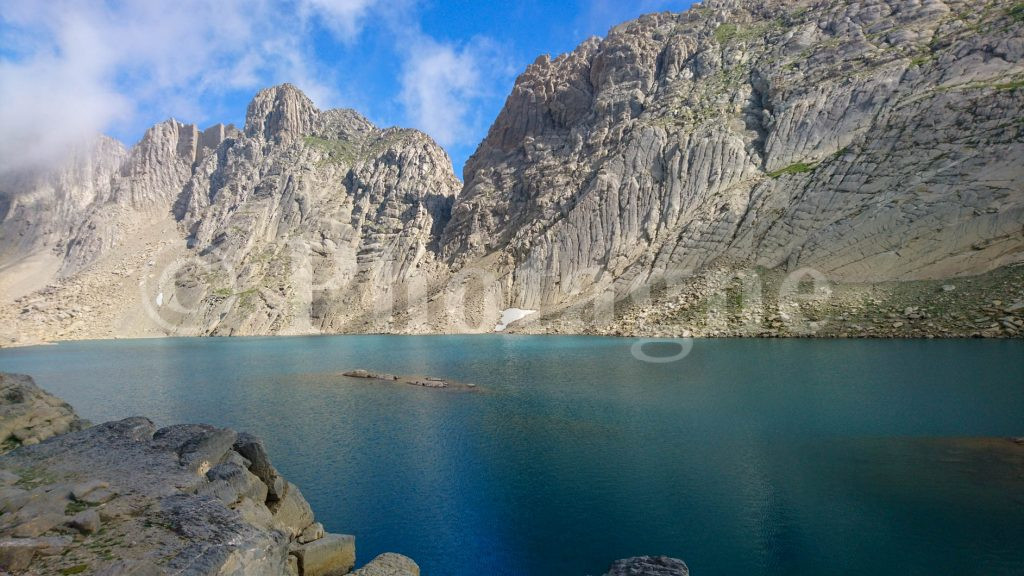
291, 533, 356, 576
351, 552, 420, 576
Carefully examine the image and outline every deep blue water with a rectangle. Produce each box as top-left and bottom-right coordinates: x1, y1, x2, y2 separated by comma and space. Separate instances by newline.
1, 336, 1022, 575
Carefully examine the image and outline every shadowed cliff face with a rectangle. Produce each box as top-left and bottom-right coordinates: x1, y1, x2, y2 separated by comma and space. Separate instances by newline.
443, 0, 1024, 311
1, 0, 1023, 340
0, 137, 127, 270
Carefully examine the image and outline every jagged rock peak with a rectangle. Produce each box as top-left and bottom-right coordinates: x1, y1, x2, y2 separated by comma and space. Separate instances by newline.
245, 83, 320, 142
318, 107, 377, 141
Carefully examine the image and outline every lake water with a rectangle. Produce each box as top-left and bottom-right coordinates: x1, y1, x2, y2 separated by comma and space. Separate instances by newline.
1, 336, 1022, 575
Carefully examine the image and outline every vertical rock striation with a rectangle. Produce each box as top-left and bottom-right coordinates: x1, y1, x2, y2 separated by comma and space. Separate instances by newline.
442, 0, 1024, 316
173, 84, 459, 335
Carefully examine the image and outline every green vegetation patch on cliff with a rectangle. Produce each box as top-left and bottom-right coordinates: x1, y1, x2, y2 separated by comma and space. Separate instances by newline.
304, 136, 359, 165
995, 79, 1024, 91
714, 21, 773, 45
768, 162, 817, 178
1009, 3, 1024, 22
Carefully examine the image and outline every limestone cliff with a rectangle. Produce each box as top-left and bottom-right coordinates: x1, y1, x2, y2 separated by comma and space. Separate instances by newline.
0, 138, 126, 274
446, 0, 1024, 318
0, 85, 459, 341
0, 122, 234, 280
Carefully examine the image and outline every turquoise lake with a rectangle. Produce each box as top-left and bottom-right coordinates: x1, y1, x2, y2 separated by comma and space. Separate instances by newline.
1, 336, 1022, 575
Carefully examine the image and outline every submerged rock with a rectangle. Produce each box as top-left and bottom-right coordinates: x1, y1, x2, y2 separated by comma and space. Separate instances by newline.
604, 556, 690, 576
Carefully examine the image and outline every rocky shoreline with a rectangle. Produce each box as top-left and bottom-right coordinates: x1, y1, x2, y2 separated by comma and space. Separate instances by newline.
0, 373, 416, 576
3, 265, 1023, 348
523, 264, 1024, 340
0, 373, 689, 575
1, 374, 88, 452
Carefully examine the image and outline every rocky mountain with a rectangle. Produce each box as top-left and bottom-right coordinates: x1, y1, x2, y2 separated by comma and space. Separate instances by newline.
0, 85, 460, 341
1, 0, 1023, 343
448, 0, 1024, 327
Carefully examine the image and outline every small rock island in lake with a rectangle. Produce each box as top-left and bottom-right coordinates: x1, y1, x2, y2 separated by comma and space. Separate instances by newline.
342, 370, 478, 390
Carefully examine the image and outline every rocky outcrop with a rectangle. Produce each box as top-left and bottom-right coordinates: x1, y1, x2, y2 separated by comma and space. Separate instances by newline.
57, 120, 238, 276
0, 373, 86, 453
169, 83, 460, 336
244, 84, 320, 144
0, 373, 399, 575
604, 556, 689, 576
0, 119, 235, 283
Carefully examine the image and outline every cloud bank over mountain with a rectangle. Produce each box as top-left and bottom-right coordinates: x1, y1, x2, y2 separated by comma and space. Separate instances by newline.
0, 0, 513, 175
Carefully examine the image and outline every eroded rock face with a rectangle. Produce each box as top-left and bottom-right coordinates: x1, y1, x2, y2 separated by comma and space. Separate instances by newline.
0, 373, 86, 452
0, 121, 236, 281
244, 84, 320, 144
444, 0, 1024, 313
170, 84, 460, 336
0, 138, 127, 270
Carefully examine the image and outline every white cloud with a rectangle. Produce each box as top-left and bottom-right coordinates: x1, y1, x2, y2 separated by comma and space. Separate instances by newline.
0, 4, 130, 173
0, 0, 371, 175
0, 0, 513, 175
301, 0, 380, 43
398, 35, 512, 149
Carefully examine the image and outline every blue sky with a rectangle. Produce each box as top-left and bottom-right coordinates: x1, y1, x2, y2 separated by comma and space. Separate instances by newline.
1, 0, 693, 177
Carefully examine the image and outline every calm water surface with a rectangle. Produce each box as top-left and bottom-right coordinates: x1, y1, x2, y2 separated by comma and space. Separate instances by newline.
1, 336, 1022, 575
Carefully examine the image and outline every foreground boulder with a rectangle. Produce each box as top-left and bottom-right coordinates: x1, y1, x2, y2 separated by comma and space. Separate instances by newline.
350, 553, 419, 576
0, 415, 349, 574
604, 556, 690, 576
291, 533, 355, 576
0, 373, 86, 453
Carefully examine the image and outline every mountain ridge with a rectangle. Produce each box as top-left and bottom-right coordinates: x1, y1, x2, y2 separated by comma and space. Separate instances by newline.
1, 0, 1022, 344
